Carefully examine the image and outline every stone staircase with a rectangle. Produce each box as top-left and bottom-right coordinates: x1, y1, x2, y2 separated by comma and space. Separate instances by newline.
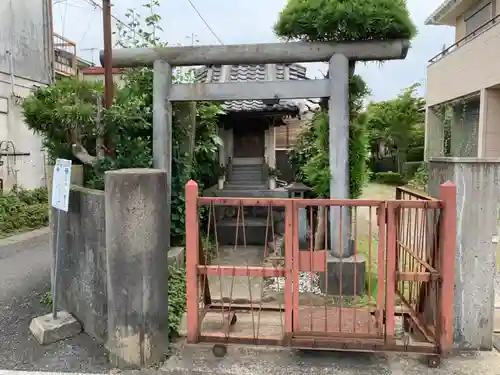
226, 162, 266, 189
214, 160, 287, 245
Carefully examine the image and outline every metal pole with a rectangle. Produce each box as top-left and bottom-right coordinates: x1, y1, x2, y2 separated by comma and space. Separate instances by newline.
52, 209, 61, 319
102, 0, 113, 109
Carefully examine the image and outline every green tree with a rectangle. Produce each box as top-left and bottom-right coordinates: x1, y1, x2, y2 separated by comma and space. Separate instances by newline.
275, 0, 416, 42
366, 83, 425, 175
291, 75, 370, 199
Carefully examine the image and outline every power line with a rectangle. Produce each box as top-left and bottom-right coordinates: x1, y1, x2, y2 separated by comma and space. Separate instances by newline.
81, 0, 140, 36
186, 0, 224, 45
79, 6, 98, 46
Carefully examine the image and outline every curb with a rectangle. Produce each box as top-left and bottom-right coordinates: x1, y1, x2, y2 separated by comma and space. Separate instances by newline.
494, 333, 500, 352
0, 372, 109, 375
0, 227, 50, 247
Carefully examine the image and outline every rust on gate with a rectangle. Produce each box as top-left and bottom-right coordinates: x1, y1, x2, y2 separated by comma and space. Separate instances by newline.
185, 180, 456, 360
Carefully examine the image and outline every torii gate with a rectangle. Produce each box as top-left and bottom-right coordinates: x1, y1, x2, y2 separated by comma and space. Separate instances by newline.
100, 39, 409, 258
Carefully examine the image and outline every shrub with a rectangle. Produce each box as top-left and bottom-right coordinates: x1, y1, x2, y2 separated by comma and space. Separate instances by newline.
403, 161, 422, 179
372, 172, 406, 186
0, 188, 49, 236
406, 146, 424, 162
168, 266, 186, 337
290, 75, 370, 199
408, 163, 428, 190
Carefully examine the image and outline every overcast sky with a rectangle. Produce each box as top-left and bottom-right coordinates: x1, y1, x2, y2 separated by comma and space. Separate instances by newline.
52, 0, 455, 102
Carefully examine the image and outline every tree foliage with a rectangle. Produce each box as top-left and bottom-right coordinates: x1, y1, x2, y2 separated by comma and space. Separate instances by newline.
274, 0, 416, 42
366, 83, 425, 175
290, 75, 370, 198
22, 79, 104, 164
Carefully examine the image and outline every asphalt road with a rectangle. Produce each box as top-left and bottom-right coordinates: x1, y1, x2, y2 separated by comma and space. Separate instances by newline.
0, 229, 110, 372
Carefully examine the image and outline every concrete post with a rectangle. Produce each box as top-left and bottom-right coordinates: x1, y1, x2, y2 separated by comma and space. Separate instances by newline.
320, 54, 366, 297
429, 157, 500, 350
105, 168, 169, 368
328, 53, 352, 258
153, 60, 172, 256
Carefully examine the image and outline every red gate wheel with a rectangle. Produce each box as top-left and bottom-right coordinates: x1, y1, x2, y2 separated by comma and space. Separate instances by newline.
403, 317, 411, 333
426, 355, 440, 368
212, 344, 228, 358
230, 314, 237, 326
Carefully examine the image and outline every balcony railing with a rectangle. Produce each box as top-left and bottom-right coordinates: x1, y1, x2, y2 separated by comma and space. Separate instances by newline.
53, 33, 77, 77
429, 13, 500, 64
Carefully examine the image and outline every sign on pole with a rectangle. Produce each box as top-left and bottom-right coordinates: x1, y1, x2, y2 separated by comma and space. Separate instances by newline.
51, 158, 72, 212
51, 158, 72, 319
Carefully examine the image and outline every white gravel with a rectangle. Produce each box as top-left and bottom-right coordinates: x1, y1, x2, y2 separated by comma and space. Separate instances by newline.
267, 272, 322, 295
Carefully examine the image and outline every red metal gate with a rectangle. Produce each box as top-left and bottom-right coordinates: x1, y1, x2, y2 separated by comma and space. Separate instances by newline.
184, 181, 456, 365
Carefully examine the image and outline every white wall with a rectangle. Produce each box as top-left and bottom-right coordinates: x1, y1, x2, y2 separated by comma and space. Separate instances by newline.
0, 72, 46, 190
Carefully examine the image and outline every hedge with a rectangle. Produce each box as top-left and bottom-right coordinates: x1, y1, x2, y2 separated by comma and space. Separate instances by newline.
0, 187, 49, 237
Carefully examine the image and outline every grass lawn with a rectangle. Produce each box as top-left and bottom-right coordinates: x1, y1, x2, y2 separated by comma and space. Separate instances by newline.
340, 183, 397, 306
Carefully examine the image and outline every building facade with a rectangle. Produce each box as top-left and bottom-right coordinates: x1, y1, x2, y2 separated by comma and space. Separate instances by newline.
0, 0, 90, 191
425, 0, 500, 159
0, 0, 53, 190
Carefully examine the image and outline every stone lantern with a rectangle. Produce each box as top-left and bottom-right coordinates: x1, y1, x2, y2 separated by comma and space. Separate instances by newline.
285, 181, 312, 250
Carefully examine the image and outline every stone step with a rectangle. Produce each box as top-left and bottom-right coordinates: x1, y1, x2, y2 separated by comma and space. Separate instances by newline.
230, 171, 263, 176
216, 218, 270, 245
225, 180, 265, 184
224, 185, 267, 190
229, 173, 263, 179
231, 163, 262, 168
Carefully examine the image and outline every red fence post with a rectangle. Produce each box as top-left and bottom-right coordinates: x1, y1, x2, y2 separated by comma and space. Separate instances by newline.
185, 180, 200, 343
284, 200, 295, 340
385, 202, 397, 342
439, 182, 456, 355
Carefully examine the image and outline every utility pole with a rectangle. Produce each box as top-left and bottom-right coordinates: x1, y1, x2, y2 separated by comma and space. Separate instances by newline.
46, 0, 55, 83
186, 33, 199, 46
102, 0, 113, 109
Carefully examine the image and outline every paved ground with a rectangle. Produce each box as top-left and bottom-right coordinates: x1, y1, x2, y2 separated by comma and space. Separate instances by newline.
0, 229, 109, 373
157, 342, 500, 375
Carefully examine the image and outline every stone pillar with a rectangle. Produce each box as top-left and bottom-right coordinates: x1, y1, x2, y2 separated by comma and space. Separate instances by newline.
322, 54, 365, 296
429, 157, 500, 350
105, 169, 169, 368
328, 53, 351, 258
153, 60, 172, 255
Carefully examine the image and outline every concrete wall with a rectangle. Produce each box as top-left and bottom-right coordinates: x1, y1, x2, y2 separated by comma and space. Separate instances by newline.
81, 69, 125, 88
53, 183, 184, 347
428, 157, 499, 350
0, 0, 51, 84
0, 73, 47, 190
53, 186, 107, 343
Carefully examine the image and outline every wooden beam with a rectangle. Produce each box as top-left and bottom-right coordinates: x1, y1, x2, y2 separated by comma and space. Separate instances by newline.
170, 79, 330, 102
102, 39, 410, 68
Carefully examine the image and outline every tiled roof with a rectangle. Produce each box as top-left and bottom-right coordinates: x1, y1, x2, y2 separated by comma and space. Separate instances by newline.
195, 63, 308, 113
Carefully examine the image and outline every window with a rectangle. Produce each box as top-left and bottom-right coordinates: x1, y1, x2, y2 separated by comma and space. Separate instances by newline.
465, 0, 494, 35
